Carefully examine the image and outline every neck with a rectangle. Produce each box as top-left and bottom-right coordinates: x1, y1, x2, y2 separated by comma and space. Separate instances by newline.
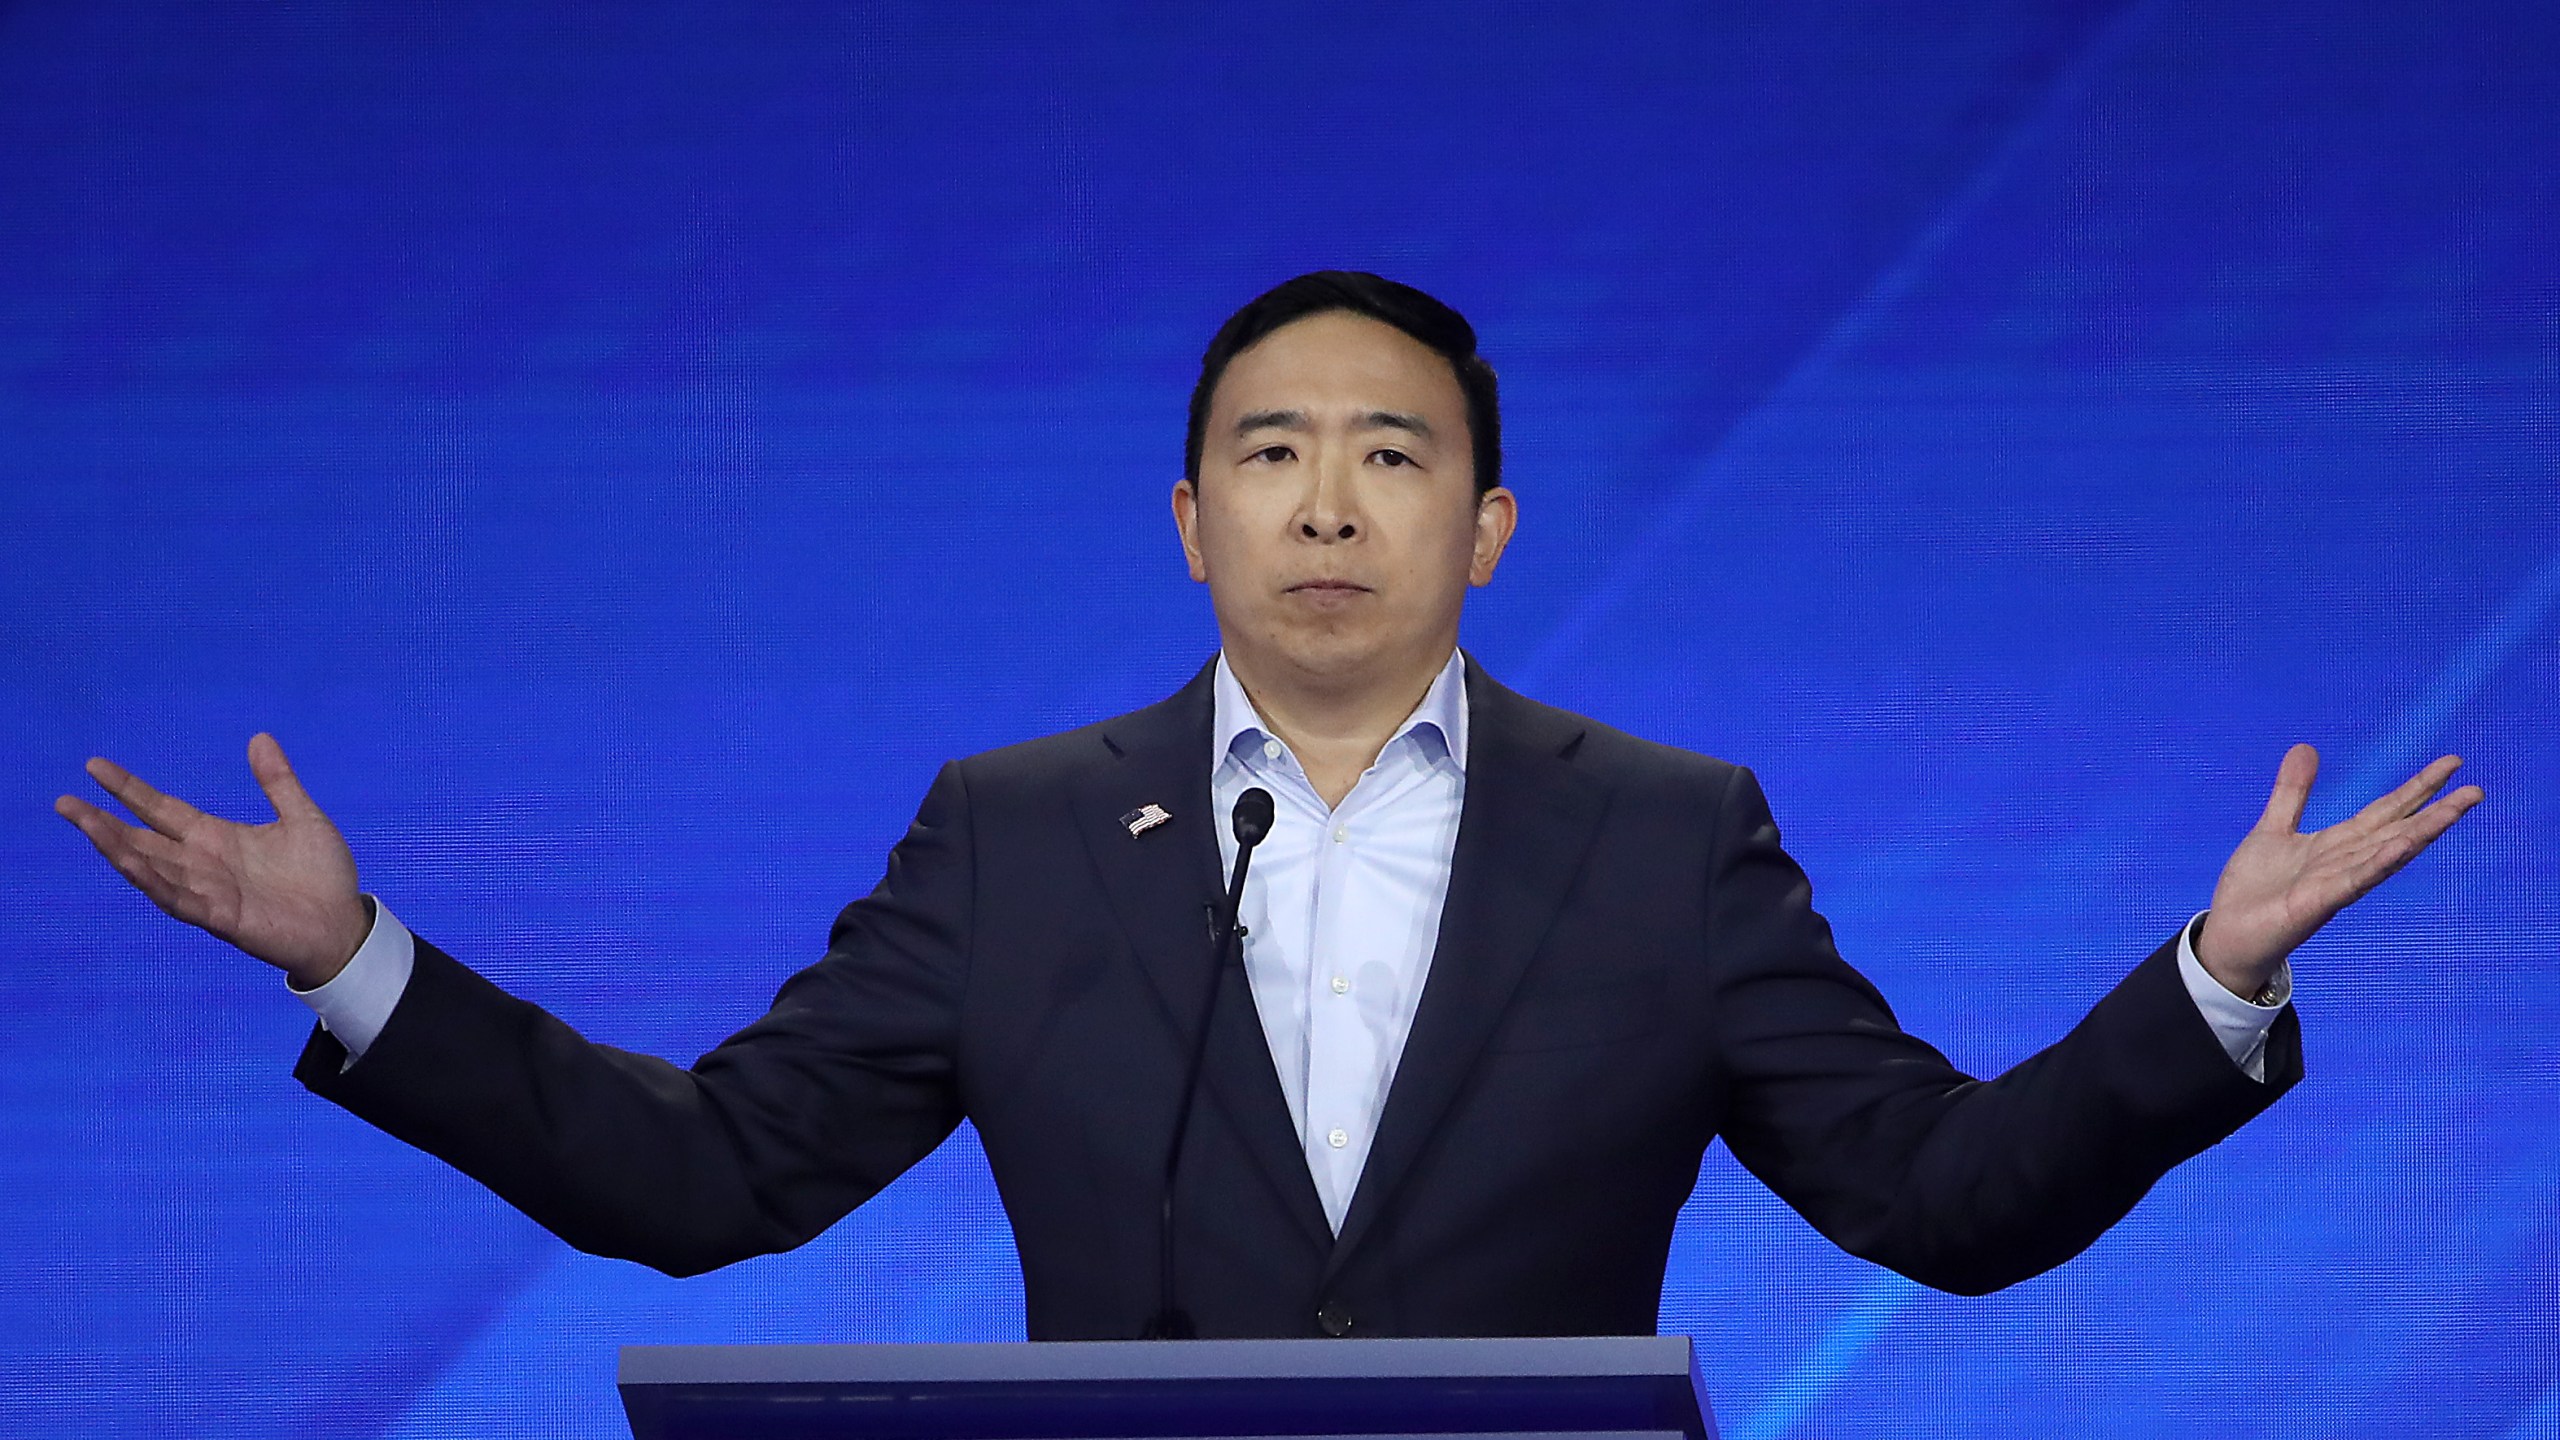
1223, 639, 1454, 808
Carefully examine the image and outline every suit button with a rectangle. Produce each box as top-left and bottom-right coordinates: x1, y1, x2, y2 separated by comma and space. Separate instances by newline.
1316, 1303, 1353, 1337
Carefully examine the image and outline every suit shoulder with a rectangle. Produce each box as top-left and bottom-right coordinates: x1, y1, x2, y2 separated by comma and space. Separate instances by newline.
1579, 720, 1746, 804
945, 716, 1114, 791
944, 677, 1202, 793
1500, 685, 1744, 795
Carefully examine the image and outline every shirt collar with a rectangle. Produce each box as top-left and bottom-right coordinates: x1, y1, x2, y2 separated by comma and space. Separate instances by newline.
1212, 648, 1470, 775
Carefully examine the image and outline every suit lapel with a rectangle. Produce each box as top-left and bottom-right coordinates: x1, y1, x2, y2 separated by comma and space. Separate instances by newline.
1325, 661, 1611, 1274
1069, 662, 1334, 1252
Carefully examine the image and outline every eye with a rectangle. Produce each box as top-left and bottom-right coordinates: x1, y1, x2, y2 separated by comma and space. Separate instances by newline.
1246, 443, 1295, 465
1371, 448, 1416, 467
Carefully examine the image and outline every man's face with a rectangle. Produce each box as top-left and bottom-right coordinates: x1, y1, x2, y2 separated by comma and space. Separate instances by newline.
1174, 310, 1516, 688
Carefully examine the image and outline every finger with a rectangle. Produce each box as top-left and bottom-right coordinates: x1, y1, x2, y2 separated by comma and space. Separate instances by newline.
247, 732, 323, 822
57, 792, 127, 853
56, 795, 190, 894
58, 791, 140, 854
2255, 743, 2319, 834
83, 756, 212, 840
2350, 754, 2464, 831
2338, 783, 2486, 897
2396, 782, 2485, 849
57, 791, 185, 860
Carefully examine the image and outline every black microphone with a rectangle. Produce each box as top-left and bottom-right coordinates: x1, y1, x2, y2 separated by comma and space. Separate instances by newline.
1143, 786, 1275, 1340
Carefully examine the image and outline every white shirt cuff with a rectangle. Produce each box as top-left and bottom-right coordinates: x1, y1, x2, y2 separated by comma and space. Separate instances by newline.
287, 895, 413, 1065
2175, 909, 2290, 1083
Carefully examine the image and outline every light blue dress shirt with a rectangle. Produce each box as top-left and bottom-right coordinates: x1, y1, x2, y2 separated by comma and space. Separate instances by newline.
301, 648, 2290, 1210
1211, 648, 1471, 1233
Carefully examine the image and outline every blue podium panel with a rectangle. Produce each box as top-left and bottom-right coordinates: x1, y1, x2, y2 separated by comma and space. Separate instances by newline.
618, 1336, 1717, 1440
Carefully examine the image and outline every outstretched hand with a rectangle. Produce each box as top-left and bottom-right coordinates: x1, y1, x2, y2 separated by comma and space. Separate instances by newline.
2197, 743, 2483, 999
56, 733, 369, 989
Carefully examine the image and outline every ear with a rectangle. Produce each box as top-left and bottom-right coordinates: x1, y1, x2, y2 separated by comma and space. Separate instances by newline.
1171, 478, 1209, 583
1468, 486, 1517, 586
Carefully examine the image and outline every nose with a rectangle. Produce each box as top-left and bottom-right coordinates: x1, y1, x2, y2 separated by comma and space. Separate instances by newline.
1297, 449, 1361, 542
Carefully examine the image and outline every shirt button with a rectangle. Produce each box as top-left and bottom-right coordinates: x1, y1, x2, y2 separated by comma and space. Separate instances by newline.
1332, 826, 1348, 843
1327, 1127, 1348, 1149
1330, 975, 1349, 995
1262, 738, 1282, 759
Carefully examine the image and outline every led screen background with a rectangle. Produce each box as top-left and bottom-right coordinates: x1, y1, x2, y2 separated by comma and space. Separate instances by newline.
2, 3, 2554, 1436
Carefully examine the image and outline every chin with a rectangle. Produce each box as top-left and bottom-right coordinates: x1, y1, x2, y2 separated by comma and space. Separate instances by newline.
1262, 623, 1399, 681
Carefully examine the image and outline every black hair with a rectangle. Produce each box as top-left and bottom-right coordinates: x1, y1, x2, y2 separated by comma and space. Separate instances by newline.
1184, 271, 1501, 496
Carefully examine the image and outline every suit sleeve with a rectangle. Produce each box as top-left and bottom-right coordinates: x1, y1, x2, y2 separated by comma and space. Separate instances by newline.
296, 761, 977, 1277
1704, 765, 2300, 1295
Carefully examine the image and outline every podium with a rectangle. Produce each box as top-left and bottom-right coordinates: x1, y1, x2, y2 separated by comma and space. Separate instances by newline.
619, 1335, 1718, 1440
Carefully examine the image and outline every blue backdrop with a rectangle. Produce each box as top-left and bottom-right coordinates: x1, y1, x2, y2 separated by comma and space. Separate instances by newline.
3, 3, 2554, 1435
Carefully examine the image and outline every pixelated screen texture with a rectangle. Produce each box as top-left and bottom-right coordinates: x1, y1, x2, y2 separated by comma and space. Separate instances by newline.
1, 3, 2553, 1436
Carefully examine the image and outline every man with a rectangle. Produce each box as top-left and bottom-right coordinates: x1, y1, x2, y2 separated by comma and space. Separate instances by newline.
58, 272, 2481, 1340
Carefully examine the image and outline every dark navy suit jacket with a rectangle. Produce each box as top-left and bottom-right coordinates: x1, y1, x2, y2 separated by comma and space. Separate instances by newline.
300, 658, 2298, 1340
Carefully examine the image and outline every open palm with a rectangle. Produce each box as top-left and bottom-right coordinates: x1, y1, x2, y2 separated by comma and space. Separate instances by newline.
56, 733, 369, 987
2197, 743, 2483, 997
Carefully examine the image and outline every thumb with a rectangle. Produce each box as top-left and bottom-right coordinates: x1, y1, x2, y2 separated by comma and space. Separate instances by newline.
2254, 742, 2318, 835
248, 732, 323, 821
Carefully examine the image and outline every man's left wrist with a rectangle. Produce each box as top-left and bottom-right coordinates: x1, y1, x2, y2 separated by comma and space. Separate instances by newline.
2191, 912, 2284, 1005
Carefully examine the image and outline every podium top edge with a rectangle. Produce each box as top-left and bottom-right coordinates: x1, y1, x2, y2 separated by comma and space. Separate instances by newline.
619, 1335, 1696, 1386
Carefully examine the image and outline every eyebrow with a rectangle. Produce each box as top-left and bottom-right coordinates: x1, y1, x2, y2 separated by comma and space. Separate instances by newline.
1234, 409, 1311, 436
1232, 409, 1435, 439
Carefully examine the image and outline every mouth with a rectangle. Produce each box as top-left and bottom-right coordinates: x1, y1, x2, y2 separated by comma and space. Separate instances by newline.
1284, 579, 1373, 595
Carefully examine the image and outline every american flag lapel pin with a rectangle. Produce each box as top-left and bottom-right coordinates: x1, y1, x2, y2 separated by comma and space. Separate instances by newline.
1120, 803, 1173, 839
